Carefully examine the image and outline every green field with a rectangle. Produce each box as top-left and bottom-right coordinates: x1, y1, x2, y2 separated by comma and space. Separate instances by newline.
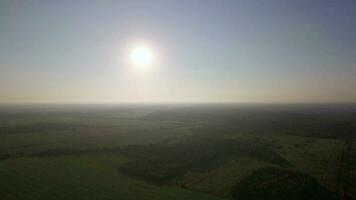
0, 155, 223, 200
0, 104, 355, 199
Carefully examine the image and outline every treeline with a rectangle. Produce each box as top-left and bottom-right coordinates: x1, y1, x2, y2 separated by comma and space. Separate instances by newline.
119, 138, 291, 183
144, 106, 356, 140
0, 122, 90, 135
231, 167, 339, 200
0, 147, 124, 161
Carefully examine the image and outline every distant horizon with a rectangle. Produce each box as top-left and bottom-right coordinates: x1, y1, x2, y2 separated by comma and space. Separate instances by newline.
1, 101, 356, 105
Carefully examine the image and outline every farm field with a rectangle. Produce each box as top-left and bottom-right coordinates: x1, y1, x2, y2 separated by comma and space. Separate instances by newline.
0, 155, 223, 200
0, 103, 356, 200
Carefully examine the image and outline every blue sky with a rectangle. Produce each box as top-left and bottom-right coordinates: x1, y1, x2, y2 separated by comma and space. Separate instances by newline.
0, 0, 355, 103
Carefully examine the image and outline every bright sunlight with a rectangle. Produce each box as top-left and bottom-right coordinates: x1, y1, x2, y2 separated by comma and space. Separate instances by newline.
130, 46, 153, 68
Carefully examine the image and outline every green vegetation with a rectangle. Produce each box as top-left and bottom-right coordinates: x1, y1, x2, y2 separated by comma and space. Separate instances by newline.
120, 138, 290, 183
231, 167, 338, 200
0, 104, 355, 199
0, 155, 223, 200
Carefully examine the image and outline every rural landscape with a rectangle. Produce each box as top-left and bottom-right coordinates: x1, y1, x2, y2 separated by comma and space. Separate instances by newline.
0, 103, 355, 199
1, 0, 356, 199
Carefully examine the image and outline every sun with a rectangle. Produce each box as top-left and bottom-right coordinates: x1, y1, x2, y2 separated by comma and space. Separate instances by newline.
130, 46, 153, 67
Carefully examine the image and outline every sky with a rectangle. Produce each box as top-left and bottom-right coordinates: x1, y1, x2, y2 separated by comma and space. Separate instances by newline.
0, 0, 355, 103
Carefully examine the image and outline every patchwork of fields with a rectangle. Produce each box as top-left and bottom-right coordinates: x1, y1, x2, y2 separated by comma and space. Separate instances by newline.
0, 104, 355, 199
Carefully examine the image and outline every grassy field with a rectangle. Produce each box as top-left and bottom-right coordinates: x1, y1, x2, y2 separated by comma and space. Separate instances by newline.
0, 104, 355, 199
0, 155, 223, 200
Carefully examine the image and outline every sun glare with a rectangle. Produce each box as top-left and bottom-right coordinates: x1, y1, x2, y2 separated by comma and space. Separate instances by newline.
130, 46, 153, 67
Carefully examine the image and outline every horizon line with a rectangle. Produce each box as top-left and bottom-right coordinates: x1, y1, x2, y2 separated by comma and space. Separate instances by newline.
1, 101, 356, 105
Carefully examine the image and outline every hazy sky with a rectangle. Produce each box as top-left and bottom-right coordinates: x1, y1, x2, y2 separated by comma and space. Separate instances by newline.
0, 0, 355, 103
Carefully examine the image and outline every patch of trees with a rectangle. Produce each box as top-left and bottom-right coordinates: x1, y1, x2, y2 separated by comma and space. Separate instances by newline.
119, 139, 291, 183
231, 167, 339, 200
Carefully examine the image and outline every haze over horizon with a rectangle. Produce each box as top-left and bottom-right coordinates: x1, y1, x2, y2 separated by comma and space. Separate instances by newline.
1, 0, 355, 103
